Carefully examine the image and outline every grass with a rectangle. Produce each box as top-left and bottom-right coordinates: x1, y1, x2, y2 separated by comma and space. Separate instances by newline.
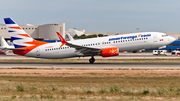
100, 87, 106, 94
110, 86, 119, 93
16, 84, 24, 92
0, 70, 180, 100
142, 89, 149, 95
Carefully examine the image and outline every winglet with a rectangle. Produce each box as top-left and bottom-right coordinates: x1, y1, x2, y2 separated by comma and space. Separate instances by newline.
56, 32, 68, 48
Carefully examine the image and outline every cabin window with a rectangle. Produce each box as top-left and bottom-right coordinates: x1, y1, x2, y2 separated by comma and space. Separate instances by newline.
173, 44, 177, 46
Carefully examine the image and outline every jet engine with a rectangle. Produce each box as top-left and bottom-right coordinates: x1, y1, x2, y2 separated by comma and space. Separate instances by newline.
101, 47, 119, 57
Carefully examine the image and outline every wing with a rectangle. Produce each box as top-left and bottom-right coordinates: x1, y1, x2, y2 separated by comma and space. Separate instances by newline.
56, 32, 101, 55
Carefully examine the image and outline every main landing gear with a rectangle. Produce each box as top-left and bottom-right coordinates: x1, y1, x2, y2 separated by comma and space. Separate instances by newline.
89, 56, 95, 64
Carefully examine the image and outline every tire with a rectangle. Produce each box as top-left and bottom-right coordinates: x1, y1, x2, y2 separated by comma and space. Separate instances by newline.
89, 58, 95, 64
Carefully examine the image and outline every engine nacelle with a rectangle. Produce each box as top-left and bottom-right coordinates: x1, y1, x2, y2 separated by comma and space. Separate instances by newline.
101, 47, 119, 57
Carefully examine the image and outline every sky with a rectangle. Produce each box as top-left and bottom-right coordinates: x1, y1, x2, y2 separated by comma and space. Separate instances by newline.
0, 0, 180, 32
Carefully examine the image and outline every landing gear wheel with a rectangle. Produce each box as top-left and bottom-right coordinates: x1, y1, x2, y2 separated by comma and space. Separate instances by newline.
89, 58, 95, 64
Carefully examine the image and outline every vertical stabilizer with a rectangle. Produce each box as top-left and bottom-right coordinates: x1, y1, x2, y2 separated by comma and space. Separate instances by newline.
4, 18, 34, 48
4, 18, 48, 55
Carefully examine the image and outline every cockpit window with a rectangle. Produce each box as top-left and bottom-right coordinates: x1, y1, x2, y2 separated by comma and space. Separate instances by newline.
162, 35, 168, 37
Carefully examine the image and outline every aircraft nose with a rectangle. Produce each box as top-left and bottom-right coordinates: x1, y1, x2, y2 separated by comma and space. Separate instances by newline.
169, 36, 176, 42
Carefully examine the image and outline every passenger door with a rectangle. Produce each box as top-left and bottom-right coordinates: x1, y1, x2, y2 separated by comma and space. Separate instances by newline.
36, 48, 40, 57
153, 34, 158, 42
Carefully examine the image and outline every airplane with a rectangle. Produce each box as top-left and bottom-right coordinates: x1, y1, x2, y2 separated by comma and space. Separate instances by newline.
0, 36, 15, 50
66, 33, 74, 41
0, 36, 15, 55
4, 17, 175, 63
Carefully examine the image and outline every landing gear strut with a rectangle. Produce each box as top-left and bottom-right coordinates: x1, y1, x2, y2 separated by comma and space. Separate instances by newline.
89, 56, 95, 64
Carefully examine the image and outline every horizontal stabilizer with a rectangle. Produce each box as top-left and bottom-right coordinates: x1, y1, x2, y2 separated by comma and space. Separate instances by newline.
2, 48, 26, 51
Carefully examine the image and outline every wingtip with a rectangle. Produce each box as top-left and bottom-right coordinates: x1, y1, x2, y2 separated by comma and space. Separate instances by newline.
56, 32, 60, 35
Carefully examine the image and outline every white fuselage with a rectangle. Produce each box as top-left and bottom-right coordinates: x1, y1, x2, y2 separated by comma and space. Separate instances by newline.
24, 32, 175, 59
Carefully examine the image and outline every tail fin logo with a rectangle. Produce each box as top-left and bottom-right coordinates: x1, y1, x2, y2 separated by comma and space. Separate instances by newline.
9, 26, 22, 30
4, 18, 49, 55
4, 18, 37, 48
56, 32, 68, 48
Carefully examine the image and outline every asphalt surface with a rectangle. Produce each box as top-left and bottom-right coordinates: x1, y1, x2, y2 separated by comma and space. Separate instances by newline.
0, 53, 179, 69
0, 62, 179, 69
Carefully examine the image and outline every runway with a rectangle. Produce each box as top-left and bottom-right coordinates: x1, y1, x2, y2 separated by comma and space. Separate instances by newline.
0, 52, 179, 69
0, 62, 180, 70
